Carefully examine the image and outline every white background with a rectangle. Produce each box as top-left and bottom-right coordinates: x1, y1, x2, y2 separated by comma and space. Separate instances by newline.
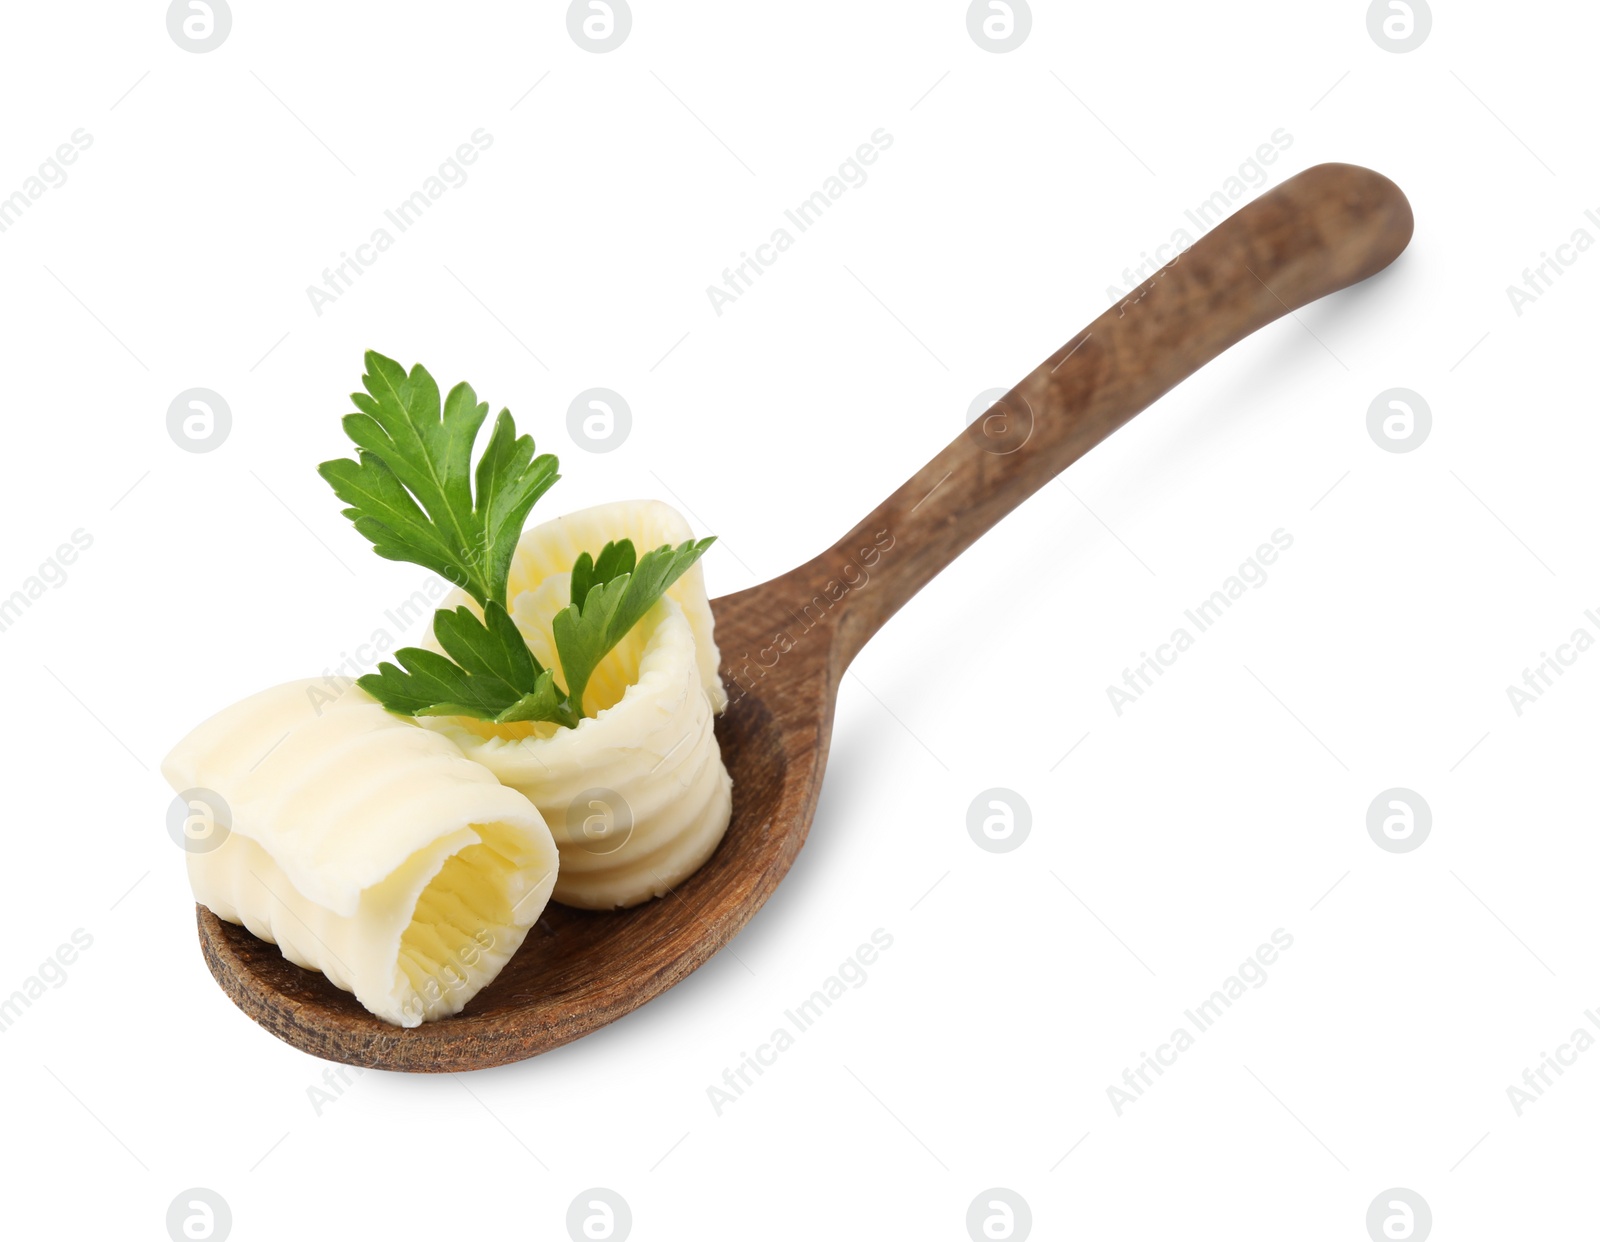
0, 1, 1594, 1238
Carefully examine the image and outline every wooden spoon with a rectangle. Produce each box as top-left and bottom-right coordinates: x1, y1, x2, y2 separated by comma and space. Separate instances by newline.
198, 162, 1413, 1071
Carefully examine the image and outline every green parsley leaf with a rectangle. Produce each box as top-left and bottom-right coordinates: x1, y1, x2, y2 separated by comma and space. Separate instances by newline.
324, 352, 715, 730
356, 644, 508, 720
318, 351, 559, 611
552, 537, 715, 715
357, 602, 580, 729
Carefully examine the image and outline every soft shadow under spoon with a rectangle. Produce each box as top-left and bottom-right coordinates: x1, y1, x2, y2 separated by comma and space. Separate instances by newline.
197, 163, 1414, 1070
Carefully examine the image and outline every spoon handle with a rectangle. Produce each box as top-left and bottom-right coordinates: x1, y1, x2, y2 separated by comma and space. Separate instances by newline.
778, 161, 1413, 670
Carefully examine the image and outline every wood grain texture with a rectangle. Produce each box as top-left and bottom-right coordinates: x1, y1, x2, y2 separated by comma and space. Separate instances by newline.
197, 163, 1413, 1071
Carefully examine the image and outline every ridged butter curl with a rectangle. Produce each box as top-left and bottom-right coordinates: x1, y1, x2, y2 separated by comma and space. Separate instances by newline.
162, 681, 559, 1026
421, 499, 732, 909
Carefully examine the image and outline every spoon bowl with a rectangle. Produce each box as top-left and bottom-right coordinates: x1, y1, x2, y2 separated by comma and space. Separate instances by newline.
197, 162, 1414, 1070
198, 601, 821, 1072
